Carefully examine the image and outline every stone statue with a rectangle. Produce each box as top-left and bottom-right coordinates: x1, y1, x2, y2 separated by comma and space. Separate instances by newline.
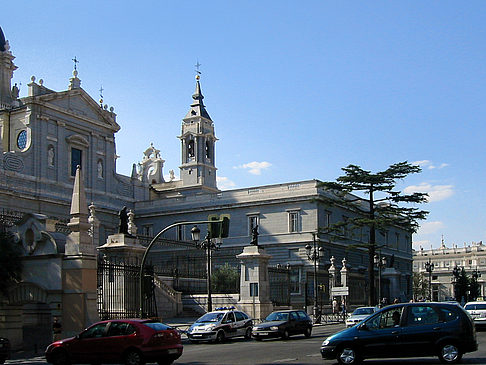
11, 83, 19, 99
169, 170, 175, 182
250, 225, 259, 246
118, 206, 128, 234
48, 146, 55, 167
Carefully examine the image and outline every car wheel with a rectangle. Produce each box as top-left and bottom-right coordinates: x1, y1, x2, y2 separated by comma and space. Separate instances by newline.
245, 327, 252, 339
438, 343, 463, 364
281, 329, 290, 340
52, 350, 70, 365
337, 346, 361, 365
215, 330, 225, 343
304, 327, 312, 338
124, 350, 145, 365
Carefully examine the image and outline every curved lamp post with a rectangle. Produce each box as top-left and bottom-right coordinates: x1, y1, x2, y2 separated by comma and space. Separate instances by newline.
139, 219, 221, 318
425, 258, 434, 301
374, 254, 387, 305
305, 232, 324, 323
195, 230, 222, 312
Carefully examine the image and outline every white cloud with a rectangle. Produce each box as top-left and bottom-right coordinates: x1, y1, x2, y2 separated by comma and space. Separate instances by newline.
412, 160, 449, 170
234, 161, 272, 175
412, 239, 430, 249
404, 182, 454, 202
417, 221, 445, 235
217, 176, 236, 190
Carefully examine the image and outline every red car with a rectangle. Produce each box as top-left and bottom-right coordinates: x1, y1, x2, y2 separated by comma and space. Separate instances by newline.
45, 319, 182, 365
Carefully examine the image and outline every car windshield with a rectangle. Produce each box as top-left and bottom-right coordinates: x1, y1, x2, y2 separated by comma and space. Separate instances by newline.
196, 312, 225, 323
465, 303, 486, 310
353, 308, 375, 316
265, 312, 289, 321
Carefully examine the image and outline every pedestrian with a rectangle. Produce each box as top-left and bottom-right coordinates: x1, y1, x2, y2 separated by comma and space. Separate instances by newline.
332, 299, 338, 314
53, 316, 62, 341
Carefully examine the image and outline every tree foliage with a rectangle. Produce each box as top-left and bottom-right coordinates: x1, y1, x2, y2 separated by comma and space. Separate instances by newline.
0, 230, 23, 296
317, 161, 429, 305
212, 263, 239, 294
412, 272, 428, 301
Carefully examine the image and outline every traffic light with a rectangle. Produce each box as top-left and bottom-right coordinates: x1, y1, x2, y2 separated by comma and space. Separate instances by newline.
208, 214, 221, 239
220, 214, 230, 238
207, 214, 231, 239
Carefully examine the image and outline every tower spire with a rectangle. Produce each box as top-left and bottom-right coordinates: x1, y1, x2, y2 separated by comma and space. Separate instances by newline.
0, 26, 18, 108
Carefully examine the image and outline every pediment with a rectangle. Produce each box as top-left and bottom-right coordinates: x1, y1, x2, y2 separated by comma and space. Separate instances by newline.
37, 89, 120, 132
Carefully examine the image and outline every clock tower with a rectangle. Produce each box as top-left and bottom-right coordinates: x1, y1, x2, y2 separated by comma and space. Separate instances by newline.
178, 75, 218, 193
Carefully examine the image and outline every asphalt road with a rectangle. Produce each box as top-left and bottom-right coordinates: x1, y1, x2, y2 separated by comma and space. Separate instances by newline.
6, 324, 486, 365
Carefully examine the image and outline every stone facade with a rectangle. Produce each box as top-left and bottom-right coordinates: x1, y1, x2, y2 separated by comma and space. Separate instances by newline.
0, 25, 416, 345
413, 240, 486, 302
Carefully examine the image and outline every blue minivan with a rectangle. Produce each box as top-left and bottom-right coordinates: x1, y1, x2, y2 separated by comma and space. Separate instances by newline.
321, 302, 477, 364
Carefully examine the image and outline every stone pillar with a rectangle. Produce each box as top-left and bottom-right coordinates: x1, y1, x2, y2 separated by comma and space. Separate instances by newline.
328, 256, 337, 292
62, 166, 98, 338
382, 267, 402, 301
237, 246, 273, 320
340, 258, 348, 287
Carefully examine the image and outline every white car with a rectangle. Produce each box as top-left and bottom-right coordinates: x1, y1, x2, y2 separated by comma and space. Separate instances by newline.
187, 307, 253, 342
464, 301, 486, 326
345, 306, 378, 327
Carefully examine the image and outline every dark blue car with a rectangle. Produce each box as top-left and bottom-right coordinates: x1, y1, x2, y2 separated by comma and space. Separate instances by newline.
321, 302, 477, 364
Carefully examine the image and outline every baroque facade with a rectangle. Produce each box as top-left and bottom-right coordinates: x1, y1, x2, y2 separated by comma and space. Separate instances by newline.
0, 24, 416, 344
413, 239, 486, 302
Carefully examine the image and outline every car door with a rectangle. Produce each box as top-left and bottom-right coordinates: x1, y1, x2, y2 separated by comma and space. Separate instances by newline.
222, 312, 237, 338
102, 321, 137, 362
68, 322, 108, 363
234, 311, 247, 337
398, 304, 443, 357
288, 311, 300, 334
357, 307, 404, 359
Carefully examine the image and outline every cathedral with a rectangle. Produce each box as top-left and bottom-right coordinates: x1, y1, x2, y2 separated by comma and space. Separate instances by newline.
0, 26, 414, 349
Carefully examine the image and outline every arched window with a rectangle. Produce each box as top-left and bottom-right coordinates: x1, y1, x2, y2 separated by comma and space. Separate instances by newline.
205, 141, 211, 160
187, 140, 195, 158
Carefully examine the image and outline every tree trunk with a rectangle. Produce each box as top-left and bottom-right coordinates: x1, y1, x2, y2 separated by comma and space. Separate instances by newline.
368, 185, 376, 306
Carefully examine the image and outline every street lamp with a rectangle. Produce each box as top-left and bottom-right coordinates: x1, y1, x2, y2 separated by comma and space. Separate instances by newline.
374, 254, 387, 306
305, 232, 324, 323
139, 219, 222, 318
195, 231, 222, 312
452, 265, 461, 301
425, 258, 435, 301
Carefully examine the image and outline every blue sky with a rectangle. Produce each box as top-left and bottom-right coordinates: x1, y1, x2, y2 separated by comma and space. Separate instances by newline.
3, 1, 485, 250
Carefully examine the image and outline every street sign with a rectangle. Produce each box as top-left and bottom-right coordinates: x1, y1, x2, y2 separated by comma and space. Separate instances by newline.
331, 286, 349, 296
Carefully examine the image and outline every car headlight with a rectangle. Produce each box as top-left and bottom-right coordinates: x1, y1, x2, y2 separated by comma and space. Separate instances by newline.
322, 339, 330, 346
270, 326, 279, 331
206, 324, 215, 331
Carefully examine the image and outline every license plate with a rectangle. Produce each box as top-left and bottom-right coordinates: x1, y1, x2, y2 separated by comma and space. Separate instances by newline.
192, 334, 202, 337
168, 349, 179, 354
258, 332, 268, 336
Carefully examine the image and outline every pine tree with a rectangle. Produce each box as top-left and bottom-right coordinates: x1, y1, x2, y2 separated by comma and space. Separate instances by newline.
318, 161, 428, 305
0, 230, 23, 296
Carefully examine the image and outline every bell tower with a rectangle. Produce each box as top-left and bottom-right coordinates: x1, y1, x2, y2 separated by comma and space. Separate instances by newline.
0, 26, 18, 109
178, 74, 218, 193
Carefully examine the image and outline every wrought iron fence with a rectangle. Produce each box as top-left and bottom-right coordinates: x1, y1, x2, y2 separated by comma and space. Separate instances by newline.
269, 266, 291, 306
97, 258, 156, 319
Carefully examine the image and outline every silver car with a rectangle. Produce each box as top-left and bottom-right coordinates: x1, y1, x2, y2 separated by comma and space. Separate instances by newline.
345, 306, 378, 327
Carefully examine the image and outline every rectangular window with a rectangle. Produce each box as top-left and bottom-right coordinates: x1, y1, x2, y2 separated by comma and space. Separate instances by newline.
384, 231, 389, 247
289, 211, 299, 233
248, 215, 259, 235
71, 148, 82, 176
142, 225, 153, 237
395, 233, 400, 249
325, 211, 331, 228
290, 268, 301, 294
